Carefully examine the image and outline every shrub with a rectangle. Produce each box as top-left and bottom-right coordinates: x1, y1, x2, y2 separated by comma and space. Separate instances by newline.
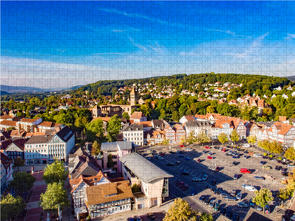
269, 154, 273, 158
278, 156, 282, 161
263, 153, 267, 156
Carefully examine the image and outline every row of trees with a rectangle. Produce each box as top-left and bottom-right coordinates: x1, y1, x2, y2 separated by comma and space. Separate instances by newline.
258, 140, 284, 154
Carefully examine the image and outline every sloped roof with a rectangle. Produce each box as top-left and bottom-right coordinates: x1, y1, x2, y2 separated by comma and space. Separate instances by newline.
184, 115, 196, 122
123, 124, 143, 131
0, 120, 17, 127
120, 153, 173, 183
137, 121, 152, 127
20, 118, 40, 123
86, 180, 133, 205
130, 111, 146, 119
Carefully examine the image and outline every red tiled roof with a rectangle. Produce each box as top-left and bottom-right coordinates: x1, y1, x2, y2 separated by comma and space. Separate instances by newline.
130, 111, 146, 119
0, 120, 17, 127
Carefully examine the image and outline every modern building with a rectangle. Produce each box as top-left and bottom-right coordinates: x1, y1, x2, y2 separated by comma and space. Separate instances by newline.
24, 126, 75, 165
120, 153, 173, 209
123, 124, 144, 146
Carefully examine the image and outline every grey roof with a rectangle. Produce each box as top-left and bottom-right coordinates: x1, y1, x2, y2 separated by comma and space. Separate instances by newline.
257, 121, 277, 128
101, 142, 118, 152
185, 121, 211, 127
123, 124, 143, 131
117, 141, 132, 150
101, 141, 133, 152
120, 153, 173, 183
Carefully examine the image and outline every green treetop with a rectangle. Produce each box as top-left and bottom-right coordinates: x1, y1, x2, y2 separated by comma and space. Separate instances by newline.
252, 188, 273, 213
1, 194, 26, 221
42, 160, 68, 184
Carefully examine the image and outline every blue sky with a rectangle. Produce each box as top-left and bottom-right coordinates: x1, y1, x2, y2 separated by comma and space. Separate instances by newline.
2, 1, 295, 89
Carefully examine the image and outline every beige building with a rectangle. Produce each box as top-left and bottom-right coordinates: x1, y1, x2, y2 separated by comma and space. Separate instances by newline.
120, 153, 173, 209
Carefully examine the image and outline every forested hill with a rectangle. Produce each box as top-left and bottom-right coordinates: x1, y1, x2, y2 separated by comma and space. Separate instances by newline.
287, 75, 295, 81
72, 73, 291, 97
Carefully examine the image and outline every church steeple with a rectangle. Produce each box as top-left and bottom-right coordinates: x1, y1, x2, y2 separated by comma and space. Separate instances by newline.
130, 87, 137, 105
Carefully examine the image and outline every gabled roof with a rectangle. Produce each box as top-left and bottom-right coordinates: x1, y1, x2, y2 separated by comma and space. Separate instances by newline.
120, 153, 173, 183
184, 115, 196, 122
130, 111, 146, 119
123, 124, 143, 131
20, 118, 40, 123
0, 120, 17, 127
6, 139, 26, 151
86, 180, 133, 205
136, 121, 152, 127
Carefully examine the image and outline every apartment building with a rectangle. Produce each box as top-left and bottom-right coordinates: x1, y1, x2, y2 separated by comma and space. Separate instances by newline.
184, 121, 212, 137
123, 124, 144, 146
120, 153, 173, 209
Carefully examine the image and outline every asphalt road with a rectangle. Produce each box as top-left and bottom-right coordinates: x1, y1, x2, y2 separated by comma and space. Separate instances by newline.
140, 144, 286, 220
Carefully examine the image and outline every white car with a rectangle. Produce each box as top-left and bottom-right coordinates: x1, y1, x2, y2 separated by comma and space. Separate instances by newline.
254, 154, 262, 157
245, 186, 257, 191
202, 174, 208, 181
185, 148, 193, 151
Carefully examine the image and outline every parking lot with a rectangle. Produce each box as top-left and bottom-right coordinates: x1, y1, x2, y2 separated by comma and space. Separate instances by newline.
140, 144, 287, 220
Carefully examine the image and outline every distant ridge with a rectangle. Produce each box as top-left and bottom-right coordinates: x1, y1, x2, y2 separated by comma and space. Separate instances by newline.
0, 85, 45, 93
287, 75, 295, 81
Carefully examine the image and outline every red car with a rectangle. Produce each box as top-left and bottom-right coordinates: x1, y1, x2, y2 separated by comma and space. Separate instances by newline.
182, 184, 189, 191
179, 182, 185, 188
222, 148, 226, 152
159, 153, 165, 157
205, 146, 211, 149
179, 145, 184, 147
175, 180, 181, 186
207, 156, 213, 159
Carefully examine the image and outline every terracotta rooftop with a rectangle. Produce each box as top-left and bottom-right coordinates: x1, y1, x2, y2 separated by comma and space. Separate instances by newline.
0, 120, 17, 127
20, 118, 40, 123
86, 180, 133, 206
137, 121, 152, 127
130, 111, 146, 119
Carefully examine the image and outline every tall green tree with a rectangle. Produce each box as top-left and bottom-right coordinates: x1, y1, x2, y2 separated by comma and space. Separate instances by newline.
277, 188, 290, 206
172, 111, 180, 122
42, 160, 68, 184
1, 194, 26, 221
252, 188, 273, 213
247, 135, 257, 148
40, 182, 70, 214
199, 212, 214, 221
91, 140, 101, 156
122, 112, 130, 120
197, 132, 211, 147
106, 114, 121, 142
107, 154, 114, 168
285, 147, 295, 163
218, 133, 228, 146
230, 129, 239, 145
86, 118, 104, 141
9, 172, 36, 198
163, 198, 198, 221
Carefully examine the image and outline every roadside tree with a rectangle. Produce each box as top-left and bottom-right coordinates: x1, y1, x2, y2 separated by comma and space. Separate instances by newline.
42, 160, 68, 184
1, 194, 26, 221
218, 133, 228, 146
277, 188, 290, 206
163, 198, 198, 221
230, 129, 239, 145
252, 188, 273, 213
284, 147, 295, 163
9, 172, 36, 198
40, 182, 70, 215
199, 212, 214, 221
247, 135, 256, 148
197, 132, 211, 147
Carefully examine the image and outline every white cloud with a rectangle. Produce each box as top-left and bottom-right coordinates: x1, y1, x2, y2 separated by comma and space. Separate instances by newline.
128, 37, 148, 51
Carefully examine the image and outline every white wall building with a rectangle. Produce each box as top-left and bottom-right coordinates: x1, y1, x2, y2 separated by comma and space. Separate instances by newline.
123, 124, 144, 146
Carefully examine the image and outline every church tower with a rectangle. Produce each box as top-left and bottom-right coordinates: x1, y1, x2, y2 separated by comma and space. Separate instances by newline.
130, 87, 137, 106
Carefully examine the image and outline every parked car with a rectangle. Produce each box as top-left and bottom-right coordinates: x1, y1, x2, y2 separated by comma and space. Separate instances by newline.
254, 153, 262, 157
222, 148, 226, 152
179, 145, 184, 147
202, 174, 208, 181
225, 196, 237, 201
262, 165, 272, 169
180, 170, 190, 175
169, 151, 175, 154
179, 182, 185, 188
265, 204, 270, 214
158, 156, 164, 160
209, 199, 215, 208
205, 146, 211, 149
240, 168, 251, 174
244, 155, 248, 159
231, 189, 237, 197
199, 195, 205, 202
133, 216, 142, 221
234, 174, 238, 179
214, 202, 220, 211
185, 157, 191, 160
233, 161, 238, 166
256, 205, 263, 211
221, 192, 228, 198
182, 184, 189, 191
215, 167, 220, 172
191, 189, 197, 196
207, 156, 213, 159
178, 154, 184, 158
192, 177, 202, 182
238, 201, 248, 208
204, 197, 210, 205
166, 162, 174, 166
173, 161, 180, 166
197, 159, 202, 163
236, 192, 242, 200
245, 186, 257, 191
175, 180, 181, 186
254, 176, 265, 180
260, 161, 266, 165
185, 148, 193, 151
147, 213, 155, 220
275, 166, 281, 171
229, 150, 233, 155
127, 218, 135, 221
177, 150, 183, 154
